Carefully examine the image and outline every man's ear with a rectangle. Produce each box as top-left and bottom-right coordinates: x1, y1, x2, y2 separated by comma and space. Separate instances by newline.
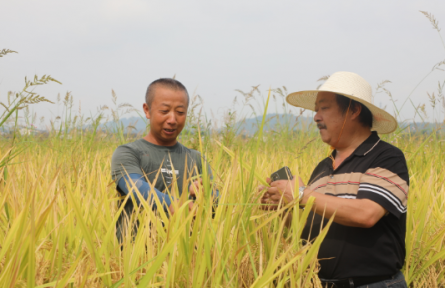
350, 103, 362, 120
143, 103, 151, 119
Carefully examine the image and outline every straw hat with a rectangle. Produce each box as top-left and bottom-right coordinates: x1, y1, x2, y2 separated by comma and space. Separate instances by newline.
286, 71, 397, 134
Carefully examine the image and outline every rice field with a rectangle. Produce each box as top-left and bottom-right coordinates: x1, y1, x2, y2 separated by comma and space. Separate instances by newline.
0, 113, 444, 287
2, 7, 445, 287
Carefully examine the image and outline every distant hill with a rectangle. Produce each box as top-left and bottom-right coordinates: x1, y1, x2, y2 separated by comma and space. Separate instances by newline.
231, 114, 314, 136
101, 114, 314, 135
402, 122, 443, 133
101, 115, 443, 135
101, 117, 148, 133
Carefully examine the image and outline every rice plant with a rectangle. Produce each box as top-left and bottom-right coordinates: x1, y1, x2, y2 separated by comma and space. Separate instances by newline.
0, 99, 444, 287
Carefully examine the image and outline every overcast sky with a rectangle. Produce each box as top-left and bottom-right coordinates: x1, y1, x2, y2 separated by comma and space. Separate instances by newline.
2, 0, 445, 127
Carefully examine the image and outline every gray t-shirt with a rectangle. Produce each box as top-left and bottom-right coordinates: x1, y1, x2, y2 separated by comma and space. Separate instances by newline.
111, 139, 205, 195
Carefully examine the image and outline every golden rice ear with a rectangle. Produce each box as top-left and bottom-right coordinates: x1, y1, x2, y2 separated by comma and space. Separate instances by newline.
238, 243, 260, 287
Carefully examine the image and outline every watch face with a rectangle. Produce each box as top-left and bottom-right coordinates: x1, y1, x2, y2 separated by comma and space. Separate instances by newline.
298, 187, 305, 200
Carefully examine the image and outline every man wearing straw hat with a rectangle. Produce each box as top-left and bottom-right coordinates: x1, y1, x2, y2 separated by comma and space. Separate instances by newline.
260, 72, 409, 287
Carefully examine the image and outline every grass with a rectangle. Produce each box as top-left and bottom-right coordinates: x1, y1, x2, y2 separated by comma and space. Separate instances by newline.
0, 116, 444, 287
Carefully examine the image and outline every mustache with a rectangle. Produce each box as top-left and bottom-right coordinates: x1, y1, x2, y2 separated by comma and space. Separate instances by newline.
317, 123, 327, 129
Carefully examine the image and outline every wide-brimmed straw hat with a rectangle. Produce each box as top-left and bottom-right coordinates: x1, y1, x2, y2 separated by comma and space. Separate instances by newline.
286, 71, 397, 134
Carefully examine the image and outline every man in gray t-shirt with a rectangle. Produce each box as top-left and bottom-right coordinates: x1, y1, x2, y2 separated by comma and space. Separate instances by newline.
111, 139, 205, 197
111, 78, 215, 243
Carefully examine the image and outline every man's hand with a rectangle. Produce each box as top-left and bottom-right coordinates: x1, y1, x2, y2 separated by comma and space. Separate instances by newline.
168, 200, 194, 216
260, 177, 294, 210
298, 176, 305, 188
259, 176, 305, 210
189, 178, 203, 197
257, 177, 271, 209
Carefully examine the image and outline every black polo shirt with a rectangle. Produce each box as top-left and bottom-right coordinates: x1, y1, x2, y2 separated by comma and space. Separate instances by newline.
302, 131, 409, 279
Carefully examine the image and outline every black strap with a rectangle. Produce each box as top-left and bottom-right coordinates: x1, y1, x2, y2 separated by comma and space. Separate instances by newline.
320, 274, 393, 288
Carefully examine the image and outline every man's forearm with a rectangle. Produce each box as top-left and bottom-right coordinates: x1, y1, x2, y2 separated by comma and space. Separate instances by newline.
300, 189, 386, 228
118, 174, 174, 212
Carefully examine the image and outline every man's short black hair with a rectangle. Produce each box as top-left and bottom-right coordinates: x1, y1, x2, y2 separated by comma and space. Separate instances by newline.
145, 78, 189, 109
335, 94, 373, 128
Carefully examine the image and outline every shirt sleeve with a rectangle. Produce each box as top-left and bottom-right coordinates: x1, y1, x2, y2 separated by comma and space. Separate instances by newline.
118, 173, 174, 212
111, 145, 144, 184
357, 148, 409, 218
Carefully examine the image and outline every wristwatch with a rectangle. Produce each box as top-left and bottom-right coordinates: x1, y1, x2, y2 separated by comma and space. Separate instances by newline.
298, 186, 305, 202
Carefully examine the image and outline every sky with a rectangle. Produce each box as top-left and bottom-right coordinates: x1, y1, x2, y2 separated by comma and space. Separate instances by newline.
1, 0, 445, 128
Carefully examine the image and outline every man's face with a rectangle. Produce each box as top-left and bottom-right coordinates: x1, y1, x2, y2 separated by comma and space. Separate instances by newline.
314, 92, 346, 146
143, 86, 188, 146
